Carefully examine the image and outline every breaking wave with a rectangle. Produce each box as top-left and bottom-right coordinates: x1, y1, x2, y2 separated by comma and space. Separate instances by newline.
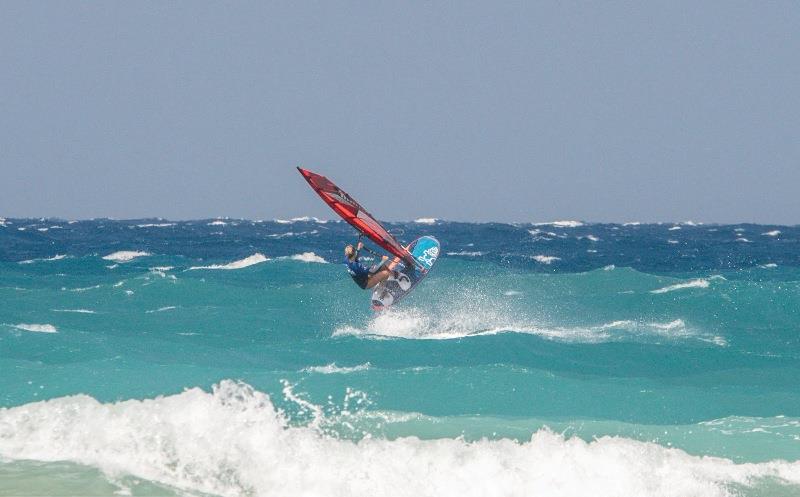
301, 363, 372, 374
5, 323, 58, 333
0, 381, 796, 497
102, 251, 151, 263
650, 278, 711, 294
189, 253, 269, 270
18, 254, 67, 264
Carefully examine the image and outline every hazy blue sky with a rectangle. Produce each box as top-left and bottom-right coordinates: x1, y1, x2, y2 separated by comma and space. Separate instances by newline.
1, 2, 798, 223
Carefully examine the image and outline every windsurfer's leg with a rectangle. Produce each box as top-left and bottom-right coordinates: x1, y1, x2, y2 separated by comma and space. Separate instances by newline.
365, 267, 393, 289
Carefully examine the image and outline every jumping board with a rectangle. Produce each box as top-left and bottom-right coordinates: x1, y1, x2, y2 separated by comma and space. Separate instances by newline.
371, 236, 440, 310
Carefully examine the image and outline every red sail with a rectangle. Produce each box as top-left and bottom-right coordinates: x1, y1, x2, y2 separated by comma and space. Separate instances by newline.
297, 167, 414, 265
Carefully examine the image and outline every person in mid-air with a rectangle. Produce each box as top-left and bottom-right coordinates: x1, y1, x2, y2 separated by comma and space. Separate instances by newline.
344, 241, 409, 289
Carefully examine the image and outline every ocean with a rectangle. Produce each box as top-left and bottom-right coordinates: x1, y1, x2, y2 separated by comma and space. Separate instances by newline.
1, 217, 799, 497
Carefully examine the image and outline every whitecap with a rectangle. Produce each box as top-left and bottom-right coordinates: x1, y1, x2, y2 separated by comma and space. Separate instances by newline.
189, 253, 269, 270
413, 218, 437, 224
650, 279, 710, 294
531, 255, 560, 264
668, 226, 681, 231
51, 309, 96, 314
9, 323, 58, 333
532, 220, 583, 228
301, 363, 371, 374
268, 230, 318, 239
19, 254, 66, 264
136, 223, 175, 228
102, 251, 151, 263
446, 251, 484, 257
207, 220, 227, 226
146, 306, 176, 314
762, 230, 781, 237
287, 252, 327, 264
63, 285, 101, 292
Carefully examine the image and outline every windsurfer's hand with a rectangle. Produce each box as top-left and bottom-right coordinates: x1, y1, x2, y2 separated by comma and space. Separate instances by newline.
357, 242, 364, 250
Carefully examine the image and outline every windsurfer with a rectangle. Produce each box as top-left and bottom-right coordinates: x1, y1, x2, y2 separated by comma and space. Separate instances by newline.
344, 241, 404, 289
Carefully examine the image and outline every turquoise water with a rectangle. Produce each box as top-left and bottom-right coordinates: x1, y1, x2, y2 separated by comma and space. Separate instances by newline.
1, 218, 799, 496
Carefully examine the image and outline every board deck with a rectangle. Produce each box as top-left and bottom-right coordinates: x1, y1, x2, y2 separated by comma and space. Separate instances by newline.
371, 236, 440, 310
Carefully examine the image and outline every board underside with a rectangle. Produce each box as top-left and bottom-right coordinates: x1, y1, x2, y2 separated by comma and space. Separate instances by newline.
371, 236, 440, 310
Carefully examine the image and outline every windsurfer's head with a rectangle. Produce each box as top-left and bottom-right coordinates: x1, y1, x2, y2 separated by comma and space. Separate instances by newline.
344, 245, 356, 260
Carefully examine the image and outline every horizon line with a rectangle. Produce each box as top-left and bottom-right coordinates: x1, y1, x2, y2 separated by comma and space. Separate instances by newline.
0, 216, 797, 228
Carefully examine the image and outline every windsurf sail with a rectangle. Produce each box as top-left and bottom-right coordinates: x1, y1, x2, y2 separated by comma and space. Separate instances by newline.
297, 167, 417, 267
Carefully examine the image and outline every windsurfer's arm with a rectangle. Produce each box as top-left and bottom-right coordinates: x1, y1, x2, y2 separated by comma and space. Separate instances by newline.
357, 241, 365, 257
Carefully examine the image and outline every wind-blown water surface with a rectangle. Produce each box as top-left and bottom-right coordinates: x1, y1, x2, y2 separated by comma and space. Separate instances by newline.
1, 217, 799, 496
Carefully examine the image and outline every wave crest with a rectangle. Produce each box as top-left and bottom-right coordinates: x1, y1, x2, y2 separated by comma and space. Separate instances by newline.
189, 253, 268, 270
0, 381, 797, 497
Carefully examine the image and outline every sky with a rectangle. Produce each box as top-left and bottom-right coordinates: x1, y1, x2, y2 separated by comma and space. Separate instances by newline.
1, 2, 798, 224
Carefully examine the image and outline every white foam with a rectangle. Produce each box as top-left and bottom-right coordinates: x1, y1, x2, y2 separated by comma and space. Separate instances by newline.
136, 223, 175, 228
1, 381, 795, 497
532, 220, 583, 228
19, 254, 66, 264
736, 237, 751, 243
207, 220, 227, 226
287, 252, 327, 264
301, 363, 371, 374
668, 226, 681, 231
268, 230, 318, 238
274, 216, 329, 224
734, 228, 746, 232
9, 323, 58, 333
332, 299, 710, 345
528, 229, 557, 239
37, 227, 49, 232
503, 290, 523, 296
760, 263, 778, 269
446, 251, 485, 257
102, 251, 151, 263
145, 306, 176, 314
0, 217, 6, 227
63, 285, 101, 292
51, 309, 96, 314
580, 235, 600, 242
602, 265, 615, 271
762, 230, 781, 237
413, 218, 437, 224
531, 255, 561, 264
650, 279, 710, 294
189, 253, 269, 270
623, 222, 641, 226
667, 240, 679, 244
